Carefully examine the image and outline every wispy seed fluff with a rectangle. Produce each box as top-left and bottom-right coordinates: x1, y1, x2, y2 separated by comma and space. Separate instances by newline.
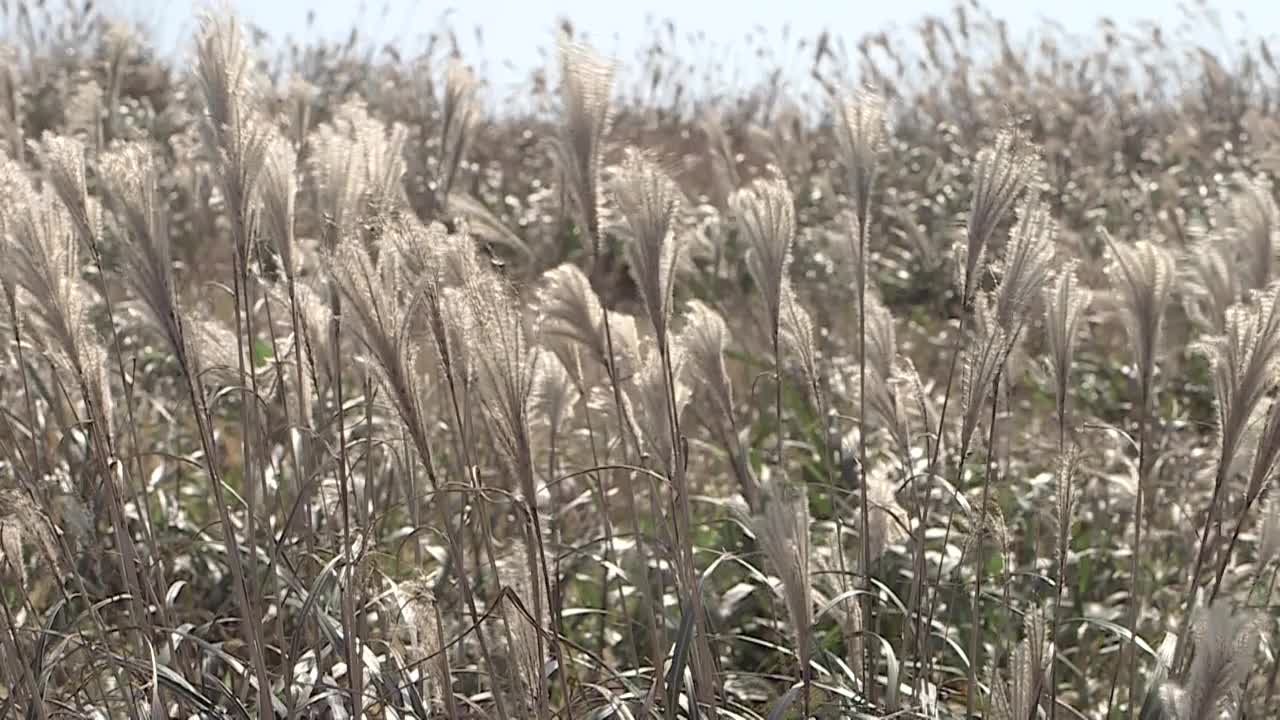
611, 148, 683, 344
258, 128, 299, 276
1103, 231, 1176, 392
1228, 172, 1280, 291
538, 263, 640, 380
465, 269, 542, 487
960, 127, 1040, 304
5, 186, 114, 439
752, 479, 814, 677
1043, 261, 1090, 424
678, 300, 735, 420
309, 100, 408, 243
731, 169, 796, 344
833, 88, 887, 234
986, 608, 1049, 720
97, 142, 182, 352
36, 132, 99, 244
554, 37, 615, 258
993, 195, 1056, 334
1183, 222, 1241, 334
1159, 602, 1261, 720
779, 283, 820, 395
436, 59, 479, 210
625, 341, 688, 476
1195, 285, 1280, 472
958, 297, 1011, 455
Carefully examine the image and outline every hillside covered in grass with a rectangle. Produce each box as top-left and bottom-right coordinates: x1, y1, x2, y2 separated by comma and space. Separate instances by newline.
3, 1, 1280, 718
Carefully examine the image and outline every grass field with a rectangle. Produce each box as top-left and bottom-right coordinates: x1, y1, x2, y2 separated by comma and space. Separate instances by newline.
2, 1, 1280, 717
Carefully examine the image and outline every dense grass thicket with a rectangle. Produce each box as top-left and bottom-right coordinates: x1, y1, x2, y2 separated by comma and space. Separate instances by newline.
5, 1, 1280, 717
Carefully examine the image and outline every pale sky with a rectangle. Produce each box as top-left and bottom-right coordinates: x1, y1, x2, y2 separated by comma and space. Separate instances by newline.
97, 0, 1277, 93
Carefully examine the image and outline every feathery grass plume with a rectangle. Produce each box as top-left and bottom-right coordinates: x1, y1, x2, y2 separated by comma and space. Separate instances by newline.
0, 44, 20, 157
309, 100, 408, 242
36, 132, 99, 245
1043, 261, 1090, 428
553, 37, 615, 259
5, 186, 114, 438
497, 548, 547, 715
258, 127, 299, 276
97, 142, 182, 349
1160, 603, 1262, 720
436, 59, 479, 211
701, 110, 739, 209
1011, 608, 1049, 719
1054, 448, 1083, 565
530, 349, 579, 433
391, 576, 449, 707
538, 262, 639, 379
1183, 225, 1241, 334
64, 77, 102, 145
612, 147, 683, 344
678, 299, 734, 419
0, 489, 61, 586
752, 478, 814, 687
961, 126, 1040, 305
446, 191, 533, 262
993, 195, 1056, 333
731, 168, 796, 344
958, 297, 1011, 455
194, 12, 270, 253
1103, 232, 1176, 391
833, 87, 887, 234
779, 283, 820, 395
1229, 172, 1280, 291
1194, 285, 1280, 476
465, 268, 541, 485
851, 457, 909, 563
626, 341, 689, 475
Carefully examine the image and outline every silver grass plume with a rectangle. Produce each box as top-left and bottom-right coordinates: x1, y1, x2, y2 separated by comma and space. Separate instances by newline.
436, 60, 479, 211
5, 185, 114, 439
530, 350, 579, 433
625, 341, 689, 476
1228, 173, 1280, 291
612, 148, 683, 344
465, 269, 542, 487
1103, 232, 1176, 394
309, 100, 408, 243
1194, 285, 1280, 475
0, 44, 20, 157
841, 455, 909, 564
679, 300, 734, 420
731, 169, 796, 345
753, 478, 814, 679
258, 128, 299, 276
993, 195, 1056, 334
194, 12, 270, 253
958, 297, 1011, 455
833, 88, 887, 235
1160, 603, 1261, 720
961, 127, 1040, 305
538, 263, 639, 379
1182, 224, 1240, 334
1055, 448, 1083, 568
0, 489, 61, 586
97, 142, 182, 351
447, 191, 532, 263
701, 111, 739, 208
553, 38, 615, 259
36, 132, 100, 245
779, 283, 820, 395
391, 576, 448, 707
1043, 261, 1091, 427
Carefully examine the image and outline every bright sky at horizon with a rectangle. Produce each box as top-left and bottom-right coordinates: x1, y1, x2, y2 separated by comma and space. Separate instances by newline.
96, 0, 1280, 93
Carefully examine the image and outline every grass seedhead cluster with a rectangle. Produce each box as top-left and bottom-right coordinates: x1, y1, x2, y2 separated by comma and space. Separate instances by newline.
8, 2, 1280, 718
